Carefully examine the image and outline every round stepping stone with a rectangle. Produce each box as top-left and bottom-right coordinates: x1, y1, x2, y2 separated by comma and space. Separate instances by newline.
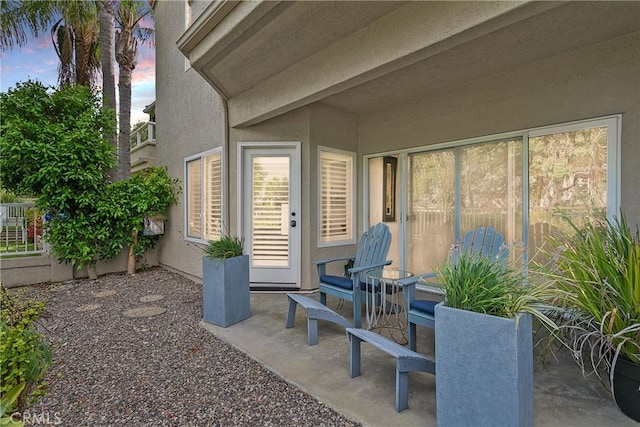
75, 303, 102, 312
139, 294, 164, 303
122, 306, 166, 318
94, 290, 117, 298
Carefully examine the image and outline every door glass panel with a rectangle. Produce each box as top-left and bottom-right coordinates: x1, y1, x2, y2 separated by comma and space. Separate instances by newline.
460, 140, 523, 259
407, 150, 455, 274
251, 156, 290, 267
529, 126, 608, 259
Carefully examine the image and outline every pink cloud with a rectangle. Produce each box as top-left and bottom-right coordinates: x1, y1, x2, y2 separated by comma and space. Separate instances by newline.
37, 37, 53, 50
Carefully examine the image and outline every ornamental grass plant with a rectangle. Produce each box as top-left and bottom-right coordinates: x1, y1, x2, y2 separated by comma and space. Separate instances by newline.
535, 213, 640, 386
204, 233, 245, 261
437, 250, 558, 330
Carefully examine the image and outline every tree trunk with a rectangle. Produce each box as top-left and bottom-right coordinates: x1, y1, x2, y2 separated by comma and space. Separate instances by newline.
127, 230, 138, 275
115, 26, 136, 181
87, 264, 98, 280
97, 0, 118, 181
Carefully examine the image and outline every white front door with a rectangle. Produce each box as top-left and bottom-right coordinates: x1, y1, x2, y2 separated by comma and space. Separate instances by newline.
240, 144, 300, 288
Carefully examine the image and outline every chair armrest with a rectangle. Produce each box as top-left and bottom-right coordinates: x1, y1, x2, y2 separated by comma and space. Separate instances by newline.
348, 259, 392, 275
313, 256, 355, 277
398, 272, 444, 297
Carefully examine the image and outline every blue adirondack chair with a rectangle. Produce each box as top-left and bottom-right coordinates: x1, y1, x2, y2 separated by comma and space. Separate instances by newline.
398, 226, 508, 351
314, 223, 392, 328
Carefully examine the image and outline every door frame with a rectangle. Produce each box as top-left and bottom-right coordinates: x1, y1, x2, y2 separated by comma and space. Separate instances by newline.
237, 141, 301, 288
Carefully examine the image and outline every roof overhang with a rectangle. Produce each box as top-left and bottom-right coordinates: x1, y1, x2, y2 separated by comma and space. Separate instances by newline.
177, 1, 640, 127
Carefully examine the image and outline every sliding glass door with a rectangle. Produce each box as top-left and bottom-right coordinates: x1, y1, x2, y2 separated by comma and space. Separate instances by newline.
407, 138, 522, 274
371, 116, 618, 275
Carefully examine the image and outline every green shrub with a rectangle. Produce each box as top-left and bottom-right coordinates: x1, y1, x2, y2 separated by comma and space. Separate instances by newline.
0, 286, 52, 410
0, 382, 25, 427
0, 188, 21, 203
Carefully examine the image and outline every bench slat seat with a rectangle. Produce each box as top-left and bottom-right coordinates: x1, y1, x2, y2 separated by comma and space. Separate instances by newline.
286, 293, 351, 345
346, 327, 435, 412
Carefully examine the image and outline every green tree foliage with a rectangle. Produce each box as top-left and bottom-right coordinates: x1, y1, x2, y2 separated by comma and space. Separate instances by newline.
0, 81, 179, 272
0, 286, 52, 411
97, 167, 179, 261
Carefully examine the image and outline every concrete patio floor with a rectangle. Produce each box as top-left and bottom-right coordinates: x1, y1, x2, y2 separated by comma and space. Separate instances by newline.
200, 291, 636, 426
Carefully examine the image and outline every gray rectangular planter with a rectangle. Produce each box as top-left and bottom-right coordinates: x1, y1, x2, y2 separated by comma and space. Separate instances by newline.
435, 303, 533, 427
202, 255, 250, 328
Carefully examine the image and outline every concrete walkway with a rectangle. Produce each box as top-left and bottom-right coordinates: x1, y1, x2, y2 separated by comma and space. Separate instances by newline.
201, 291, 636, 426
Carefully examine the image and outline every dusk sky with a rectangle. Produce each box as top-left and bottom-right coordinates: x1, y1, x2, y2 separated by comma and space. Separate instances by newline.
0, 32, 155, 125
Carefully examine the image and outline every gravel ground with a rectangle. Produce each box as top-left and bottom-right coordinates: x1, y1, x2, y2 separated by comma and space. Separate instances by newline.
24, 267, 360, 426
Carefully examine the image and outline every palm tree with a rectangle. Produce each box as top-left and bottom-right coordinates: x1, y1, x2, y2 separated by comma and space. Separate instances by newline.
1, 0, 100, 87
115, 0, 153, 181
114, 0, 153, 274
97, 0, 116, 110
0, 0, 55, 51
97, 0, 118, 181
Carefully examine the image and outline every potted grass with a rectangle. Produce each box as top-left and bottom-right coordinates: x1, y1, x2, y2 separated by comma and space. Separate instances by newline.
536, 213, 640, 422
433, 250, 557, 427
202, 233, 250, 328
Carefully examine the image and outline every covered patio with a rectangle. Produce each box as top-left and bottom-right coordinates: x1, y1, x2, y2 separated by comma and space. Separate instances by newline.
201, 291, 635, 426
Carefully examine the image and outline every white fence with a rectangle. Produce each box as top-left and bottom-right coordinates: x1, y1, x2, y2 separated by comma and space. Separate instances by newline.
0, 203, 46, 257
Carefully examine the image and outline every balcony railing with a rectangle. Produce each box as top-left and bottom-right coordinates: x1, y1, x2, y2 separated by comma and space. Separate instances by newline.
130, 121, 157, 173
130, 121, 156, 148
0, 203, 46, 257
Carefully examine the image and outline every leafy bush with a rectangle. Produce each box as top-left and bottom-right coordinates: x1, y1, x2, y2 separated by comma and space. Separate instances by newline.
536, 213, 640, 381
0, 81, 179, 273
0, 188, 21, 203
204, 234, 245, 261
0, 286, 52, 410
0, 382, 25, 427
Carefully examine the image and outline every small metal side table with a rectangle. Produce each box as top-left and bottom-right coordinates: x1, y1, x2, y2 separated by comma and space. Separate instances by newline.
364, 268, 413, 344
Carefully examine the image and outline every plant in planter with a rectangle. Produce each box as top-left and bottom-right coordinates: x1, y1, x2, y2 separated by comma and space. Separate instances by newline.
535, 213, 640, 422
202, 233, 251, 328
433, 251, 557, 427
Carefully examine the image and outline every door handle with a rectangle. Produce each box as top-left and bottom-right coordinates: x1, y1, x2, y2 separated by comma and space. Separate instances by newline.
290, 220, 297, 227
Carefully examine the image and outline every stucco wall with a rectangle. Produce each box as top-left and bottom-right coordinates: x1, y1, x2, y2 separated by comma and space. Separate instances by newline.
1, 249, 157, 288
155, 1, 638, 287
308, 104, 360, 285
154, 0, 226, 281
227, 104, 358, 290
358, 32, 640, 220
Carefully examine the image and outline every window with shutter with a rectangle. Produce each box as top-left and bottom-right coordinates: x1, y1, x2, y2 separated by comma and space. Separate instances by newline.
319, 147, 356, 246
185, 149, 223, 242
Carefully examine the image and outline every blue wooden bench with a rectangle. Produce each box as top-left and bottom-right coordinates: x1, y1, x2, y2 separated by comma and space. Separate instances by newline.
346, 327, 435, 412
286, 293, 352, 346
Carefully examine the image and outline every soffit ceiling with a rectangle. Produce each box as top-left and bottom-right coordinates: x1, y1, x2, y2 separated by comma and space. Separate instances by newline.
319, 1, 640, 115
191, 1, 639, 121
208, 1, 408, 97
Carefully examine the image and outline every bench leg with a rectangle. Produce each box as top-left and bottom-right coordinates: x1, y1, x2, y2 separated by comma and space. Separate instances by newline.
395, 368, 409, 412
408, 322, 417, 352
307, 318, 318, 346
285, 297, 297, 328
348, 334, 362, 378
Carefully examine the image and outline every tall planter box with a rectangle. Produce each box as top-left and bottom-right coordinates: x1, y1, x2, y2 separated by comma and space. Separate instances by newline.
202, 255, 250, 328
435, 303, 533, 427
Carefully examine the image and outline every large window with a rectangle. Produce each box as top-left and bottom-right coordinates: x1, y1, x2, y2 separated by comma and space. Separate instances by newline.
404, 116, 619, 273
318, 147, 356, 246
185, 149, 223, 241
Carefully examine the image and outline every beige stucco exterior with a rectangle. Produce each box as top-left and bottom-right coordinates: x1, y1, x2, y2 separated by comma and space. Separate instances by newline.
155, 1, 640, 289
